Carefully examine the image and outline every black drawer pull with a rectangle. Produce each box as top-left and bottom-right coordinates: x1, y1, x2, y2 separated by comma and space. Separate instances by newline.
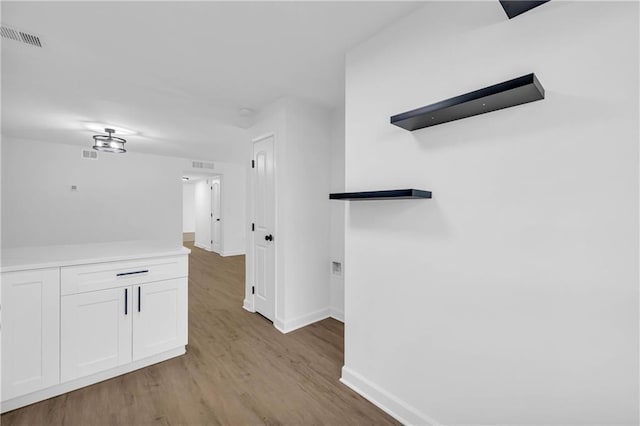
124, 288, 128, 315
116, 269, 149, 277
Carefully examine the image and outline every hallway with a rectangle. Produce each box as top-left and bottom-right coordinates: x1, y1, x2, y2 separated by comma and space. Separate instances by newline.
2, 244, 397, 425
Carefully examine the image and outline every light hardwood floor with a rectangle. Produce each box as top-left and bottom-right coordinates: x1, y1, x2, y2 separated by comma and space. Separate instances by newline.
2, 243, 399, 426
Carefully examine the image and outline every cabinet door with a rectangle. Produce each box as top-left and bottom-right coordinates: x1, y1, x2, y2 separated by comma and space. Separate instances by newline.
133, 278, 187, 360
1, 268, 60, 400
61, 286, 132, 382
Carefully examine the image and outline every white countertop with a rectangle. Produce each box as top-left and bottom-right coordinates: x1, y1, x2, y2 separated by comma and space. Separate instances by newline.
1, 240, 191, 273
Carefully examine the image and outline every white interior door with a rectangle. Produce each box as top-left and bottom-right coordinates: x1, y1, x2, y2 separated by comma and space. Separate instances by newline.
194, 179, 212, 251
211, 177, 222, 254
253, 135, 276, 321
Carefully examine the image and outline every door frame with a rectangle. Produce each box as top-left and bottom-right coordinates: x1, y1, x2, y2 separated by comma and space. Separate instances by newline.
210, 175, 223, 255
245, 133, 278, 322
186, 171, 224, 254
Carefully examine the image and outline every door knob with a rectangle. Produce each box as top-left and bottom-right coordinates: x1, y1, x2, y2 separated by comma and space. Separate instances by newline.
265, 234, 273, 242
216, 218, 220, 221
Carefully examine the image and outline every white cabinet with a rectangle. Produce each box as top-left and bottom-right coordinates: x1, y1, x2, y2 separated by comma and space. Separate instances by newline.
61, 278, 188, 381
1, 246, 189, 413
60, 257, 188, 382
133, 278, 188, 360
61, 287, 132, 382
1, 268, 60, 400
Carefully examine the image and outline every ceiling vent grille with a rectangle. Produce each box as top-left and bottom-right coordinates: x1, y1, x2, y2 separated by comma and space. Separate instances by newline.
81, 149, 98, 160
1, 25, 42, 47
192, 160, 214, 170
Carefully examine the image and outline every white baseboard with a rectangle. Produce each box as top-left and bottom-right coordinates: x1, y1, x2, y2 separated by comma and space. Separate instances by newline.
274, 317, 286, 332
221, 249, 245, 257
273, 308, 331, 334
340, 366, 439, 426
242, 298, 255, 312
193, 242, 212, 251
1, 347, 185, 414
329, 307, 344, 323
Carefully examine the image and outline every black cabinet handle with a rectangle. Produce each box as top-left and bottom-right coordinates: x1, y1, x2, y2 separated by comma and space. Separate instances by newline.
138, 286, 141, 312
125, 288, 128, 315
117, 269, 149, 277
265, 234, 273, 242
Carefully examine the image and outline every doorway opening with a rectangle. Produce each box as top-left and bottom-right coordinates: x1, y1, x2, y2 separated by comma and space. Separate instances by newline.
182, 172, 223, 255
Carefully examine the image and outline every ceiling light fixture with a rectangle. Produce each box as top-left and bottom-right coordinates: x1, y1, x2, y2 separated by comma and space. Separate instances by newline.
92, 128, 126, 153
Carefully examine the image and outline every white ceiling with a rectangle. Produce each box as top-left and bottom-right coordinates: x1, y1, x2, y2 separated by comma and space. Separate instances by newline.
1, 1, 423, 162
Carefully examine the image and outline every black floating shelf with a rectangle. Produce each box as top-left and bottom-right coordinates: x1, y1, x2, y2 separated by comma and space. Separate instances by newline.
499, 1, 550, 19
390, 73, 544, 131
329, 189, 432, 201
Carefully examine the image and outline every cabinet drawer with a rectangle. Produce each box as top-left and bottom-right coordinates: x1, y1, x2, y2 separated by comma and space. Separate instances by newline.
61, 255, 188, 295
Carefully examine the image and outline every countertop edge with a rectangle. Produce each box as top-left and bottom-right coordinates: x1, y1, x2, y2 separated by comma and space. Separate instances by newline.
1, 246, 191, 273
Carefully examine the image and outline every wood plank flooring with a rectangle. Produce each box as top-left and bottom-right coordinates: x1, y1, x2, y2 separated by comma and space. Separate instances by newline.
2, 244, 399, 426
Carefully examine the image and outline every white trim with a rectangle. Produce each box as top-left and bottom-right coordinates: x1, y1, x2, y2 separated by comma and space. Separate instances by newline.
194, 242, 212, 252
211, 175, 223, 256
340, 366, 440, 426
273, 308, 330, 334
274, 317, 286, 332
329, 308, 344, 323
242, 298, 255, 312
251, 132, 276, 144
221, 249, 245, 257
1, 347, 185, 414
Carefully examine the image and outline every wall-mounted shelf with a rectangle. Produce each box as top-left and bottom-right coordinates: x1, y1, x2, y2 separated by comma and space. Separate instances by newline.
499, 1, 550, 19
390, 73, 545, 131
329, 189, 432, 201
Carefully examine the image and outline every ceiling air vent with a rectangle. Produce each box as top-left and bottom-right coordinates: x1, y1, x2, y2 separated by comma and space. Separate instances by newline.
1, 25, 42, 47
192, 160, 214, 170
81, 149, 98, 160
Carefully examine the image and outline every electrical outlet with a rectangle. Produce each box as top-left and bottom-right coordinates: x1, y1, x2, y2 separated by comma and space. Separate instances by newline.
332, 261, 342, 275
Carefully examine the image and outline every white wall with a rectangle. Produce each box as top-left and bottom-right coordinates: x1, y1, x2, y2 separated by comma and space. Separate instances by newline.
2, 137, 183, 248
245, 97, 332, 332
182, 182, 196, 233
283, 99, 332, 325
343, 2, 638, 425
1, 138, 246, 256
329, 106, 345, 321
